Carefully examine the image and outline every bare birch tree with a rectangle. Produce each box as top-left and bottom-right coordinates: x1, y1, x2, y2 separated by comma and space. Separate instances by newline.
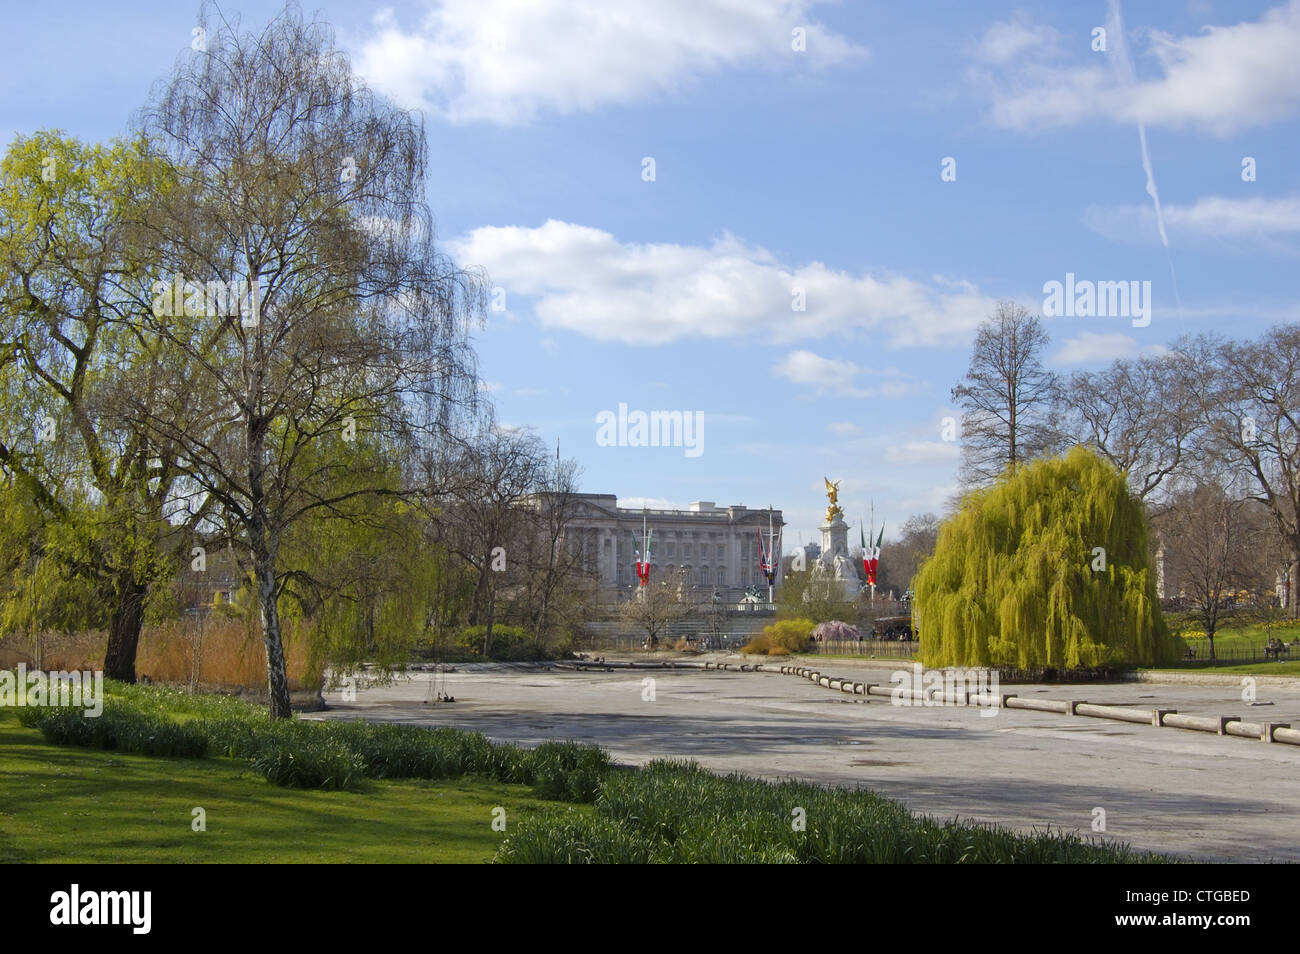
130, 3, 484, 716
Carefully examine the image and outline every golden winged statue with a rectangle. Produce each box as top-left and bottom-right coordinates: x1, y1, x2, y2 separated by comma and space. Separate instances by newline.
823, 477, 844, 523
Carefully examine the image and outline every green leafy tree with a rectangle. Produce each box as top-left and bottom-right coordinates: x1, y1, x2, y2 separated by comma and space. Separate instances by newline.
0, 131, 192, 679
914, 446, 1180, 669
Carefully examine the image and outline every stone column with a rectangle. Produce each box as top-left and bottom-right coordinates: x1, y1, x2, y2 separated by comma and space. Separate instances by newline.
821, 516, 850, 560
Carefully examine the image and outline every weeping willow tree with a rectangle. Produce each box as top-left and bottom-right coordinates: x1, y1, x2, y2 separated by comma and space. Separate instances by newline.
914, 446, 1180, 669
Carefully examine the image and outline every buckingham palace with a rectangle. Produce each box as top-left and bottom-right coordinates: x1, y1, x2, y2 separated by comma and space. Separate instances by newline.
561, 495, 784, 600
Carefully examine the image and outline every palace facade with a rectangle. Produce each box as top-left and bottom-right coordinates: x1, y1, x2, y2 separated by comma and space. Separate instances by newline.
562, 495, 784, 600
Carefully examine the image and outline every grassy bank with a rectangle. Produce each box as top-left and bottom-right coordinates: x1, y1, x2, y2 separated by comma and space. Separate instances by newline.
0, 708, 567, 863
6, 680, 1171, 864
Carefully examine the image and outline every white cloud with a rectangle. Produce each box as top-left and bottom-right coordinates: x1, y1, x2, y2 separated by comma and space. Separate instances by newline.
884, 441, 961, 465
355, 1, 866, 124
449, 220, 997, 348
975, 1, 1300, 135
774, 350, 854, 384
827, 421, 863, 436
772, 350, 910, 398
1049, 332, 1167, 365
1084, 194, 1300, 247
974, 12, 1060, 64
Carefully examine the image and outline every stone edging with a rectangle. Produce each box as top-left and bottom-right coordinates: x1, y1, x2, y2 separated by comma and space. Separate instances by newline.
552, 658, 1300, 748
772, 664, 1300, 748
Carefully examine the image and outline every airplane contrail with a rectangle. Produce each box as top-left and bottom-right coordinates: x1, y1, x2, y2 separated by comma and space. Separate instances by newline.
1107, 0, 1183, 325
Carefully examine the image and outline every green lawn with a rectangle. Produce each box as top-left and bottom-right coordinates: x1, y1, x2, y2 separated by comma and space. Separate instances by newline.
1152, 619, 1300, 675
0, 709, 579, 863
1172, 619, 1300, 646
1144, 659, 1300, 677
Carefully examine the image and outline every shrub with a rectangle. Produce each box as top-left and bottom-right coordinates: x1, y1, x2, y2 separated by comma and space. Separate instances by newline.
766, 618, 815, 652
457, 625, 547, 662
742, 619, 815, 654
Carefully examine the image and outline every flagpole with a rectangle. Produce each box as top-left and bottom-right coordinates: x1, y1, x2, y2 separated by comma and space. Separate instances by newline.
759, 509, 769, 605
870, 501, 876, 607
637, 507, 649, 600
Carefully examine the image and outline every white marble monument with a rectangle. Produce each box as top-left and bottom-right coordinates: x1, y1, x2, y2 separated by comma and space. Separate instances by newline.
818, 479, 861, 599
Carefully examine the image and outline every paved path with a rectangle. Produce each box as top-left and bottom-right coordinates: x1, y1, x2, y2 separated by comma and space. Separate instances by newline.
305, 658, 1300, 862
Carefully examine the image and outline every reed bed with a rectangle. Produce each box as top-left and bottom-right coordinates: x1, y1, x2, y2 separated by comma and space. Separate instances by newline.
0, 618, 318, 690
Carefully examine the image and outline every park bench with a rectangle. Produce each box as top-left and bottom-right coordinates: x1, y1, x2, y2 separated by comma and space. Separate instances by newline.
1264, 644, 1290, 661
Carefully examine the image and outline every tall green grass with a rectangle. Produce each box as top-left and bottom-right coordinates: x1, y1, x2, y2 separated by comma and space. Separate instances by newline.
18, 680, 609, 796
18, 704, 209, 758
496, 759, 1169, 864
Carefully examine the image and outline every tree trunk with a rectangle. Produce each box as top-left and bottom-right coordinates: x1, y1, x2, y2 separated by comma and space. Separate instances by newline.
1290, 554, 1299, 616
535, 551, 556, 651
483, 595, 496, 658
467, 558, 489, 627
104, 577, 148, 682
248, 385, 291, 717
255, 546, 292, 719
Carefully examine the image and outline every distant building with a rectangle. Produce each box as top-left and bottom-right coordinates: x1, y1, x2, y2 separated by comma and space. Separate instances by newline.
174, 537, 246, 616
561, 495, 784, 600
786, 542, 821, 570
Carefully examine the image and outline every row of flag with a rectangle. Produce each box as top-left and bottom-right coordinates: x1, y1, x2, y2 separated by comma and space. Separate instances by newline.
629, 512, 883, 587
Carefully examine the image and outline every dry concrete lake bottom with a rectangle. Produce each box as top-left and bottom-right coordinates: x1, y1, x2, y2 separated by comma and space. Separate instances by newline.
305, 657, 1300, 862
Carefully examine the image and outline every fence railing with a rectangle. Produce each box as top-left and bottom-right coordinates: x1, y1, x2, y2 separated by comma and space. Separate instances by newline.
583, 632, 761, 652
810, 639, 918, 657
1179, 641, 1297, 664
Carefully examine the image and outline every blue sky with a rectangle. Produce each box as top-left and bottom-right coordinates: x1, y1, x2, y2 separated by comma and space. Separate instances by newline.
4, 0, 1299, 549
